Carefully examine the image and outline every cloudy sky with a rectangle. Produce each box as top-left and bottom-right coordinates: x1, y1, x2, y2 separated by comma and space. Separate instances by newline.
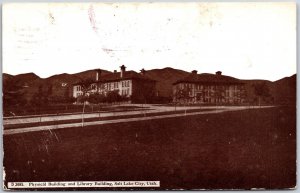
3, 2, 296, 81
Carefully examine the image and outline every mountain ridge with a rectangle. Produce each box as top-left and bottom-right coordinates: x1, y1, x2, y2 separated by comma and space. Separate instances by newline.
3, 68, 296, 105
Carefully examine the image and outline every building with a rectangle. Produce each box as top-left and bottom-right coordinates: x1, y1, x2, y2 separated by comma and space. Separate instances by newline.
173, 70, 246, 104
73, 65, 156, 103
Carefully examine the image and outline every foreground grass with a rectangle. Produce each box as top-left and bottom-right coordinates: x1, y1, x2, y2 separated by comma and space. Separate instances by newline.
3, 107, 296, 190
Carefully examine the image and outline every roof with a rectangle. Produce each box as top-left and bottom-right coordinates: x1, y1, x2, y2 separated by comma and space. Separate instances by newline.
74, 71, 155, 85
173, 73, 244, 85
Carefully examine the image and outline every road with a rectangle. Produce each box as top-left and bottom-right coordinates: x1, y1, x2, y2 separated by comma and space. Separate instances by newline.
3, 105, 274, 135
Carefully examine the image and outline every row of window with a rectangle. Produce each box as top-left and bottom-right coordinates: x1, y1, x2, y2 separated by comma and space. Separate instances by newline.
76, 93, 83, 97
76, 84, 97, 91
182, 98, 243, 103
194, 91, 242, 97
121, 89, 130, 96
76, 89, 130, 97
195, 95, 243, 99
122, 81, 130, 87
180, 84, 244, 90
76, 86, 82, 91
76, 81, 130, 92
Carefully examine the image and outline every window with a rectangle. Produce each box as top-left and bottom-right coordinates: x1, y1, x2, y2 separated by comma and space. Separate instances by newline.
123, 81, 129, 87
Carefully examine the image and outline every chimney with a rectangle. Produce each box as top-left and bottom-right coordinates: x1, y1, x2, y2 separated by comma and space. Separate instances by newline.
120, 65, 126, 78
96, 69, 102, 81
216, 71, 222, 75
192, 70, 197, 74
140, 68, 146, 75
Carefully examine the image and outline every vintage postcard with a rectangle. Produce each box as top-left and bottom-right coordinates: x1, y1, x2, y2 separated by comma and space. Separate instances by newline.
2, 2, 296, 190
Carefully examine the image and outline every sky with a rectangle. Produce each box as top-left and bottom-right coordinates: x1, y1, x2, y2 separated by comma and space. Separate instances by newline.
3, 2, 296, 81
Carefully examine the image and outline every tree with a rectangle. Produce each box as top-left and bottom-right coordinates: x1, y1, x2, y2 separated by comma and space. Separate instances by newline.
66, 96, 76, 104
77, 78, 95, 127
106, 90, 122, 103
47, 85, 53, 96
253, 82, 271, 106
129, 80, 156, 104
214, 85, 225, 106
173, 86, 192, 115
29, 85, 47, 114
87, 92, 106, 104
174, 86, 191, 103
3, 79, 27, 115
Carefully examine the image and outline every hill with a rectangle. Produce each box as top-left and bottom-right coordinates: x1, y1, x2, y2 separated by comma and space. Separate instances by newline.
241, 79, 274, 103
241, 74, 296, 105
3, 73, 14, 84
145, 67, 190, 98
3, 72, 40, 86
273, 74, 296, 105
3, 69, 112, 102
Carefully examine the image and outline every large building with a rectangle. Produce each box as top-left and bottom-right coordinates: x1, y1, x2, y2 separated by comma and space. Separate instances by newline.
173, 70, 246, 104
73, 65, 156, 103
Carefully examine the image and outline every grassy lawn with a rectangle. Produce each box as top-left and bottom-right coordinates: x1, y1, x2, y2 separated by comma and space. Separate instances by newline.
3, 106, 296, 190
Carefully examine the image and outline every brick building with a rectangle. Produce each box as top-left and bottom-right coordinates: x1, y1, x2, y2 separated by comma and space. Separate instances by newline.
73, 65, 156, 103
173, 70, 246, 104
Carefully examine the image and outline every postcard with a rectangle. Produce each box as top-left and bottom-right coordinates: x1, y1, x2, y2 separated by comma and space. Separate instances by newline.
2, 2, 296, 190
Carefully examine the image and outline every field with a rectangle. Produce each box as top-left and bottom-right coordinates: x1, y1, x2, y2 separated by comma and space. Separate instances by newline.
3, 106, 296, 190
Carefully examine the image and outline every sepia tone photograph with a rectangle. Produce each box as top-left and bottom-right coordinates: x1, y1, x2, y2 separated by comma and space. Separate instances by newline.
2, 2, 296, 190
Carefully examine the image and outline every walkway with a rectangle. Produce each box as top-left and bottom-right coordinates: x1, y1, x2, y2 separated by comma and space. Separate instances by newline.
3, 104, 266, 125
3, 105, 274, 135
